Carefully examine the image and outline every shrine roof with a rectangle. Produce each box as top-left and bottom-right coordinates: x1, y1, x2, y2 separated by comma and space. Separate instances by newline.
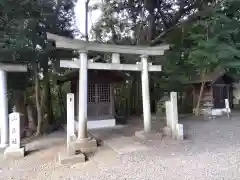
56, 68, 130, 84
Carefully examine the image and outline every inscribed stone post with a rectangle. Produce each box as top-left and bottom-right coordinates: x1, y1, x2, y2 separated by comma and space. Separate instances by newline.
170, 92, 178, 136
225, 99, 231, 119
67, 93, 75, 145
4, 112, 25, 158
58, 95, 85, 163
164, 101, 173, 136
165, 101, 173, 128
9, 112, 21, 149
225, 99, 230, 111
176, 124, 184, 140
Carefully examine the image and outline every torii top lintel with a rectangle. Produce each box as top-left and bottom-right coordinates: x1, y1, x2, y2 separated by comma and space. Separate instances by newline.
47, 33, 169, 56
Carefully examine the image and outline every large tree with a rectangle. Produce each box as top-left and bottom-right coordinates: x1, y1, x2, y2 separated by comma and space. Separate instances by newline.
90, 0, 217, 43
89, 0, 240, 115
89, 0, 213, 113
31, 0, 77, 135
0, 0, 77, 136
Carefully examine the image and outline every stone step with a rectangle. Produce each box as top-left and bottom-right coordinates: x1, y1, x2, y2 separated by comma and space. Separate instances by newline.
4, 147, 25, 159
58, 151, 86, 165
58, 136, 99, 165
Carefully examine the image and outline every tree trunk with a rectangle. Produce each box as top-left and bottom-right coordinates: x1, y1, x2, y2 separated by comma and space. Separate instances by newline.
42, 69, 53, 131
12, 90, 26, 137
195, 81, 206, 116
26, 104, 36, 136
34, 62, 43, 136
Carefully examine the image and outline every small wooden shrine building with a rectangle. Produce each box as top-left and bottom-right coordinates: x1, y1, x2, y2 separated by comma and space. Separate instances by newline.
189, 70, 233, 111
57, 64, 128, 129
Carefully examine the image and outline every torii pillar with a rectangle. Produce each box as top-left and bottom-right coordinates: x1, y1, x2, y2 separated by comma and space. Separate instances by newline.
0, 64, 27, 148
78, 52, 88, 140
141, 55, 151, 133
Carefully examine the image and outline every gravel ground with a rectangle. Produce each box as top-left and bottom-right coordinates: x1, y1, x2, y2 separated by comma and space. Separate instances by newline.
1, 115, 240, 180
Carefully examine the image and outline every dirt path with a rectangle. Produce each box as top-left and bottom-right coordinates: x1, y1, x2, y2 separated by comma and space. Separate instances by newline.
1, 115, 240, 179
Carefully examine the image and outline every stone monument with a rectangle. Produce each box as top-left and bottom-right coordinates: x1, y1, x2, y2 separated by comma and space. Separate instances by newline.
225, 99, 231, 119
66, 93, 76, 146
163, 92, 184, 140
58, 94, 85, 165
4, 112, 25, 159
176, 124, 184, 140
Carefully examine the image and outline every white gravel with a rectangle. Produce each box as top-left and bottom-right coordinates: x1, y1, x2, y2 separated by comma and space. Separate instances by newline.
1, 115, 240, 180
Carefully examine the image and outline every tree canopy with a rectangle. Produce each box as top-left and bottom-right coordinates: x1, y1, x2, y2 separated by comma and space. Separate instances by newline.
88, 0, 240, 114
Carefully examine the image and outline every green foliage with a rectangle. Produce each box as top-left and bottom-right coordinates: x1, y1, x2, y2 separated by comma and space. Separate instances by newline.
164, 0, 240, 82
90, 0, 214, 43
0, 0, 77, 64
0, 0, 40, 61
89, 0, 224, 93
0, 0, 77, 130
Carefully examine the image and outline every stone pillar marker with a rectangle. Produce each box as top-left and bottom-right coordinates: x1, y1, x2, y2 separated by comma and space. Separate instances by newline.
57, 93, 85, 165
225, 99, 231, 119
141, 55, 151, 133
67, 93, 76, 145
9, 112, 20, 148
0, 70, 8, 148
176, 124, 184, 140
165, 101, 173, 128
170, 92, 178, 125
4, 112, 25, 158
170, 92, 178, 137
163, 92, 183, 140
163, 101, 174, 136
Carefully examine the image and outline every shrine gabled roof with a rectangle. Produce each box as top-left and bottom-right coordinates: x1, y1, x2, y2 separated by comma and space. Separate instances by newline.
55, 67, 130, 84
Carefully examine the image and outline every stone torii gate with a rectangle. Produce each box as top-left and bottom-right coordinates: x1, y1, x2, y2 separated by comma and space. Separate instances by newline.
47, 33, 169, 151
0, 63, 28, 148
